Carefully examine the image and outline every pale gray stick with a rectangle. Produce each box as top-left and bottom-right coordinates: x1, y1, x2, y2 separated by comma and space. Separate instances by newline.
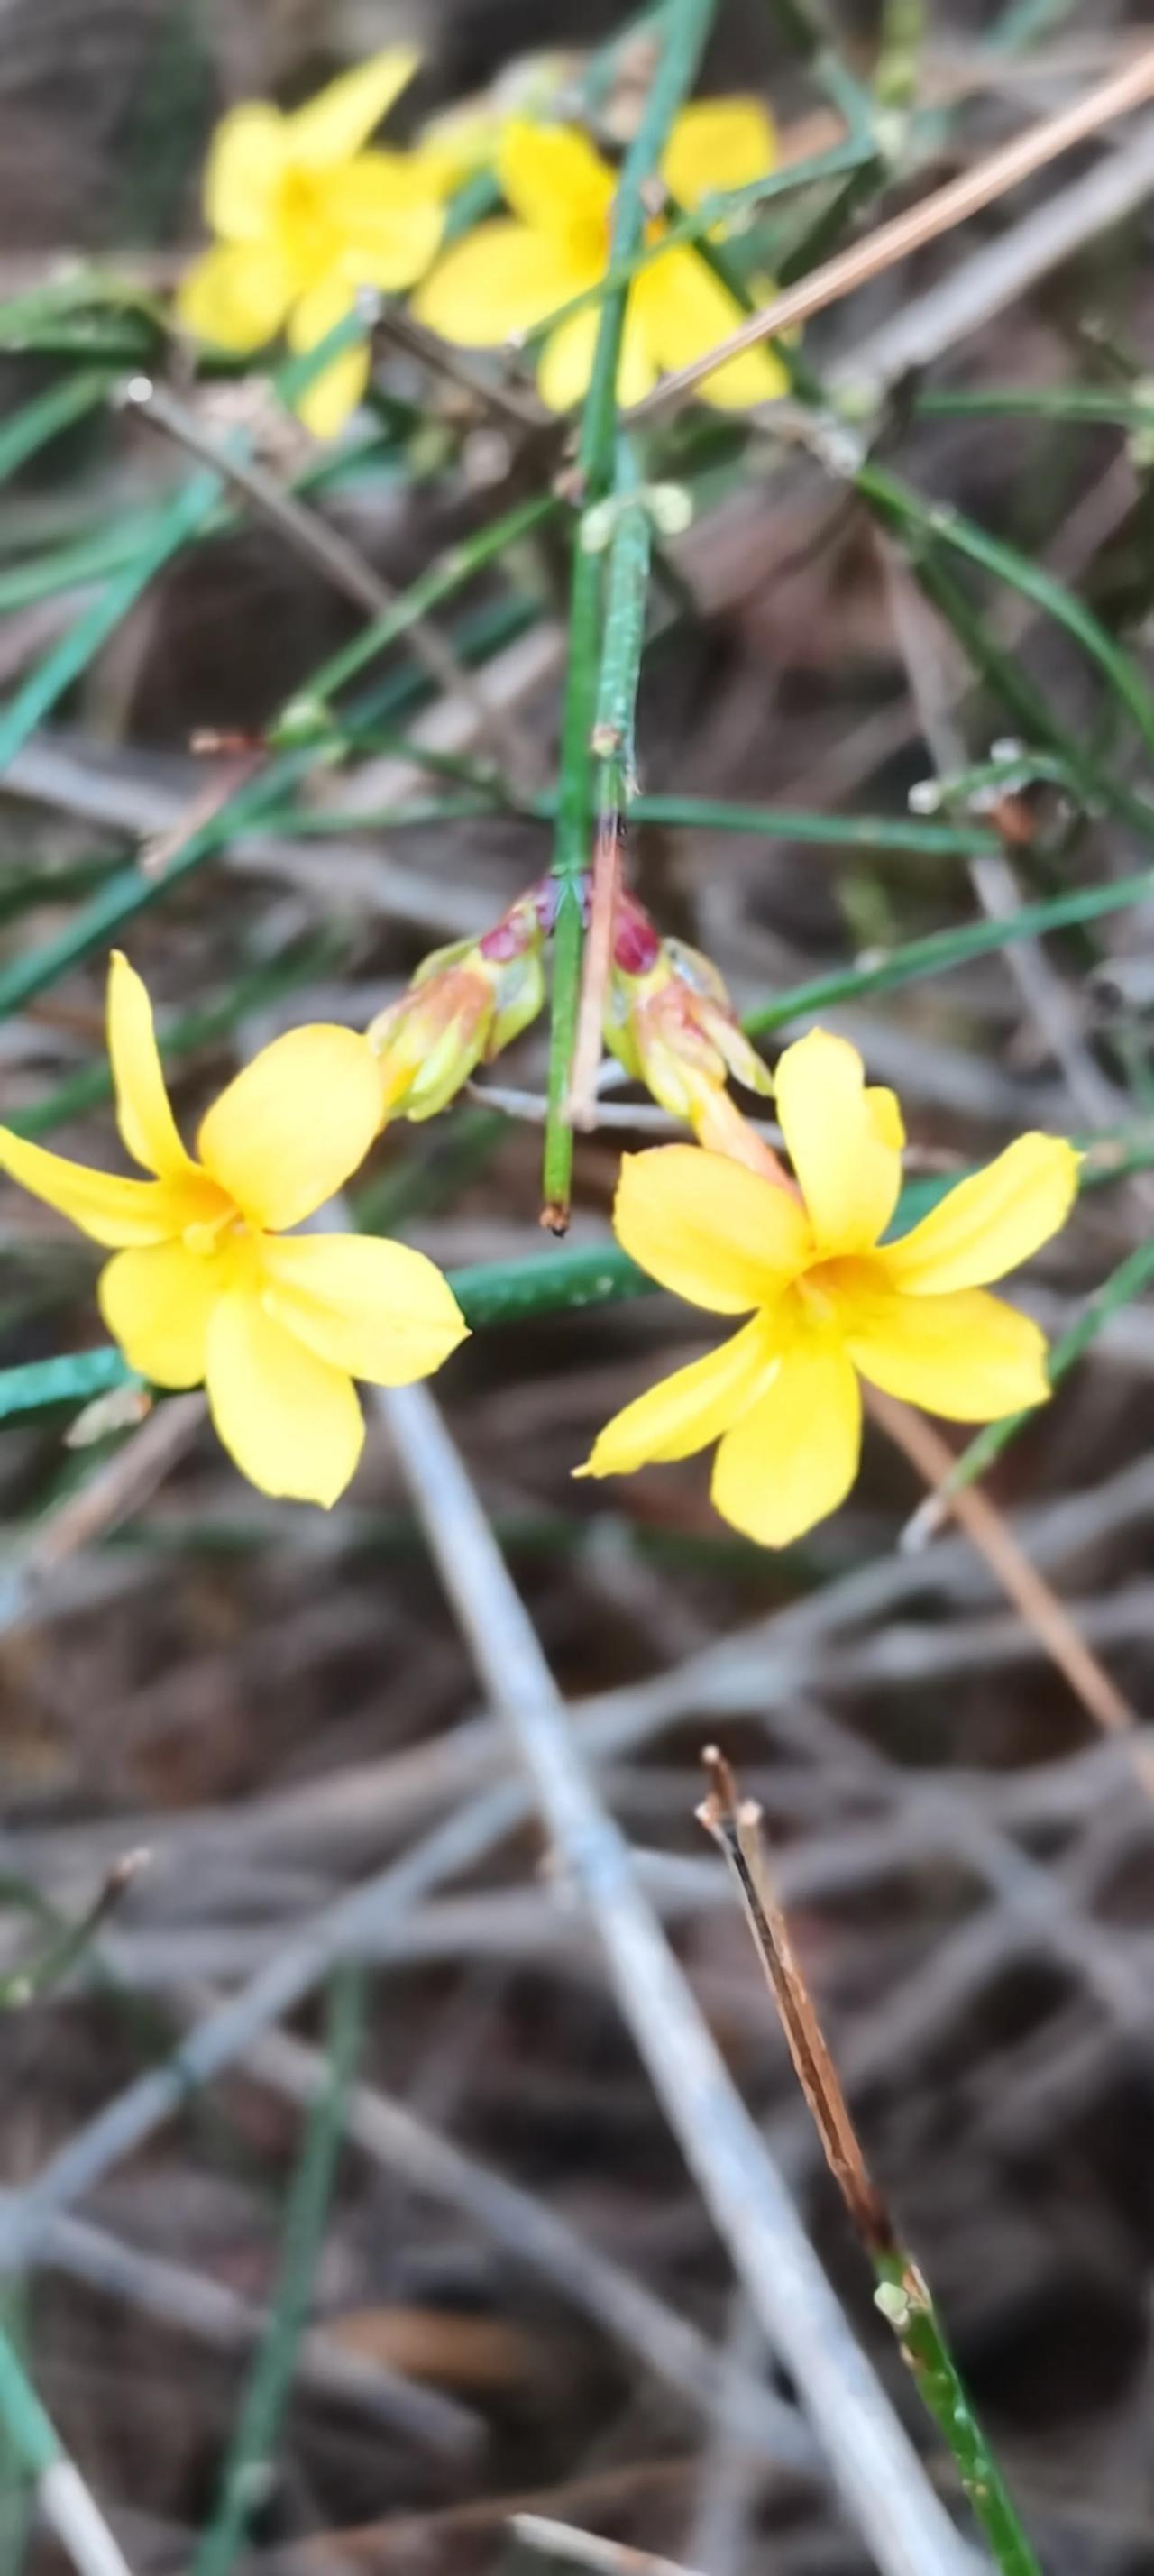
684, 2295, 770, 2576
40, 2467, 134, 2576
512, 2512, 708, 2576
833, 114, 1154, 399
380, 1381, 977, 2576
0, 2326, 134, 2576
27, 2208, 474, 2453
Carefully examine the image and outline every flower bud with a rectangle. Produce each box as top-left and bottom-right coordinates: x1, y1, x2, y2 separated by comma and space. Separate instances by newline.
604, 892, 779, 1169
365, 886, 547, 1123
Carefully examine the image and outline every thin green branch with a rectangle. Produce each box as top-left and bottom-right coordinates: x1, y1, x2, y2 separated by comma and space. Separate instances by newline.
0, 370, 116, 483
0, 2324, 133, 2576
191, 1968, 365, 2576
858, 459, 1154, 764
0, 597, 529, 1024
871, 2257, 1043, 2575
915, 385, 1154, 428
270, 490, 556, 722
0, 1855, 143, 2012
761, 0, 882, 140
744, 857, 1154, 1031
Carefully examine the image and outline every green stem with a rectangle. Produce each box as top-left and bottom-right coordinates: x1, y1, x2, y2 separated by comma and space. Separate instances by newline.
544, 536, 602, 1223
915, 385, 1154, 427
542, 0, 718, 1222
272, 490, 555, 720
858, 459, 1154, 765
191, 1968, 364, 2576
743, 855, 1154, 1031
874, 0, 926, 108
874, 2254, 1043, 2576
0, 369, 116, 483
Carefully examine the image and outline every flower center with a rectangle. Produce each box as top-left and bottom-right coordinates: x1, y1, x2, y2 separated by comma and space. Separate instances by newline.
276, 164, 340, 267
182, 1205, 246, 1260
795, 1262, 839, 1326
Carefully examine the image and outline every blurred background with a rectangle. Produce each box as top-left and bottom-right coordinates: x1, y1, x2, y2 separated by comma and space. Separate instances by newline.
2, 3, 1154, 2572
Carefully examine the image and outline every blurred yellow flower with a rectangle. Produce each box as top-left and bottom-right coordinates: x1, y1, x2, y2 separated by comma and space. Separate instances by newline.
0, 957, 466, 1506
579, 1029, 1078, 1547
177, 48, 446, 436
414, 100, 789, 410
417, 50, 580, 194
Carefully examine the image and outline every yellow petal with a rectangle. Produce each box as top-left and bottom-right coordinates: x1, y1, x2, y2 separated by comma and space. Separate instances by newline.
197, 1026, 382, 1231
286, 275, 370, 435
868, 1086, 904, 1151
415, 221, 593, 346
578, 1311, 781, 1477
634, 246, 789, 408
835, 1269, 1051, 1419
177, 240, 297, 351
0, 1128, 190, 1249
498, 120, 614, 236
206, 1289, 363, 1504
711, 1333, 861, 1546
613, 1145, 811, 1315
774, 1027, 902, 1255
327, 153, 444, 288
661, 98, 778, 210
260, 1233, 468, 1383
536, 307, 599, 410
288, 48, 419, 169
203, 103, 288, 240
98, 1240, 224, 1387
879, 1134, 1080, 1296
106, 952, 193, 1179
538, 296, 657, 411
294, 342, 371, 437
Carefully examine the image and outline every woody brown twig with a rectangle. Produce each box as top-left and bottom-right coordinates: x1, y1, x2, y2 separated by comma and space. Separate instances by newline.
697, 1748, 1046, 2576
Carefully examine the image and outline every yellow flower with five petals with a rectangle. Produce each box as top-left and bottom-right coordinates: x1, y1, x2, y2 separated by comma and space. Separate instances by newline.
0, 957, 467, 1506
414, 99, 789, 412
177, 49, 447, 437
579, 1029, 1078, 1547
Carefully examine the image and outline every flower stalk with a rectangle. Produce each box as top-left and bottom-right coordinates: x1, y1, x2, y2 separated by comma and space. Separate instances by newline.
566, 441, 651, 1129
540, 0, 720, 1232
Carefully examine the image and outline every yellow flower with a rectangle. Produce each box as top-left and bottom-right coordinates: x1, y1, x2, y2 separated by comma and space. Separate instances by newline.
579, 1029, 1078, 1548
413, 100, 789, 411
177, 48, 447, 437
417, 51, 579, 193
0, 956, 467, 1506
